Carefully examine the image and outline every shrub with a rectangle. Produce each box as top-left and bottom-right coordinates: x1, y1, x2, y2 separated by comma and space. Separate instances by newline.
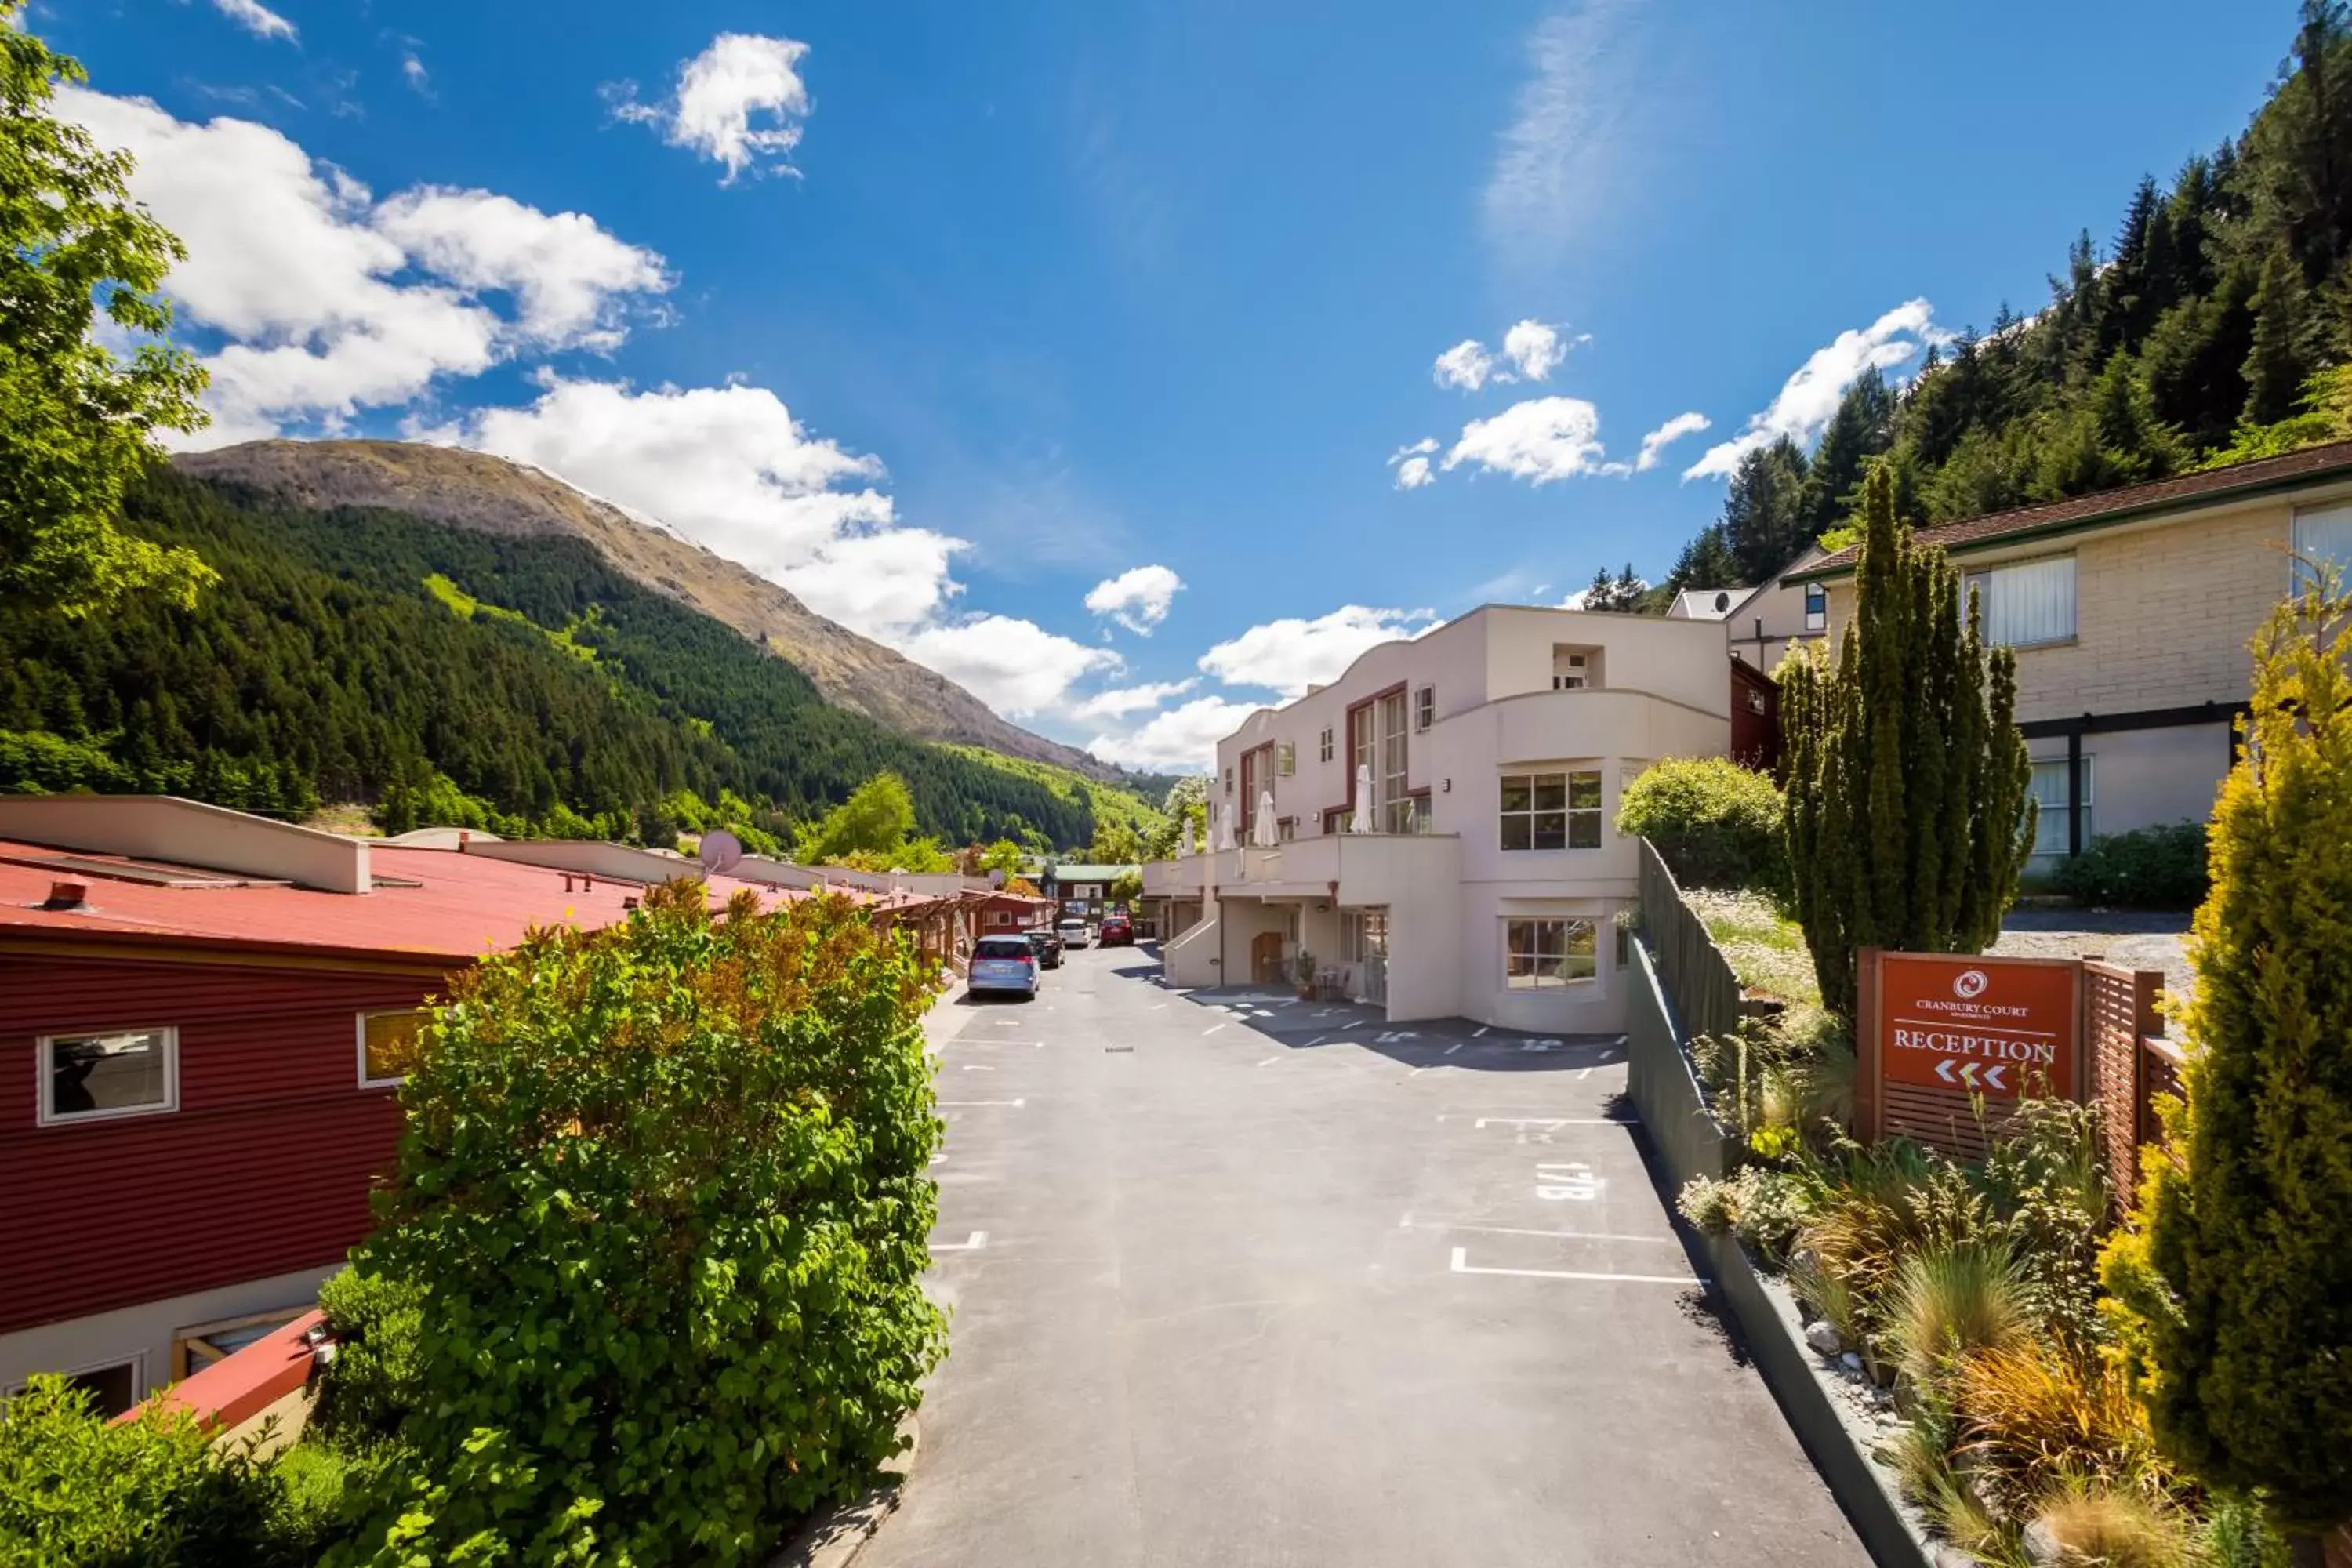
1678, 1175, 1737, 1234
1677, 1167, 1817, 1265
0, 1374, 291, 1566
1882, 1239, 2028, 1389
1616, 757, 1788, 894
2051, 821, 2209, 909
1954, 1346, 2165, 1513
2100, 583, 2352, 1540
309, 1267, 421, 1451
331, 884, 949, 1566
2028, 1486, 2194, 1568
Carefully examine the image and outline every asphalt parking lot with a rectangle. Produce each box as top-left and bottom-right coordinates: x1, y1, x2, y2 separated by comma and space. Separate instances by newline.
858, 941, 1867, 1568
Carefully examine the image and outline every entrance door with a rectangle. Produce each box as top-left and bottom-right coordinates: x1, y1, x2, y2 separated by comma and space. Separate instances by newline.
1342, 908, 1389, 1005
1250, 931, 1286, 985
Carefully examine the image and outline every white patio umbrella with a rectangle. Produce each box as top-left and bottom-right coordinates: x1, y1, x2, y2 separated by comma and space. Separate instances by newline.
1179, 818, 1194, 856
1217, 804, 1236, 850
1350, 765, 1374, 834
1253, 790, 1279, 847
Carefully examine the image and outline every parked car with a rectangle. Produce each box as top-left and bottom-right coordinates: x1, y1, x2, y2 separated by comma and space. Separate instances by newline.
1025, 927, 1063, 969
969, 935, 1040, 999
1056, 917, 1091, 949
1098, 913, 1133, 946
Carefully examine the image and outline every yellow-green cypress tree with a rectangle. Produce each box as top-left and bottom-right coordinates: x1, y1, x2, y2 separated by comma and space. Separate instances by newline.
2100, 579, 2352, 1551
1778, 465, 2034, 1018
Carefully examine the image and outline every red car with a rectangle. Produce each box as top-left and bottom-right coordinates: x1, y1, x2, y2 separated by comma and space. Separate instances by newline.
1098, 913, 1133, 946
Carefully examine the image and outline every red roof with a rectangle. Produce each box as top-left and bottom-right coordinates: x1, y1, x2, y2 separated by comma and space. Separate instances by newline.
0, 840, 815, 965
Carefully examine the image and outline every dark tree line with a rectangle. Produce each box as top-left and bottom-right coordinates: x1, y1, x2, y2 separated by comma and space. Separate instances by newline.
1660, 2, 2352, 597
0, 468, 1121, 847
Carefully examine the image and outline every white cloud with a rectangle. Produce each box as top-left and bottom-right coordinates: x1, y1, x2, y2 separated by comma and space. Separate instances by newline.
1501, 319, 1570, 381
1443, 395, 1607, 485
211, 0, 296, 42
1432, 339, 1496, 392
1084, 564, 1184, 635
1635, 410, 1710, 472
1684, 299, 1937, 480
1388, 437, 1438, 491
446, 376, 963, 637
1483, 0, 1639, 269
1064, 679, 1196, 724
1197, 605, 1436, 699
608, 34, 813, 184
897, 615, 1123, 720
59, 88, 670, 443
401, 54, 430, 95
1087, 695, 1266, 773
372, 188, 670, 349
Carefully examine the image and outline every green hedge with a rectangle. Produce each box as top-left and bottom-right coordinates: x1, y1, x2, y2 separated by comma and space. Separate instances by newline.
328, 884, 948, 1566
2050, 821, 2209, 909
1617, 757, 1789, 895
0, 1374, 298, 1567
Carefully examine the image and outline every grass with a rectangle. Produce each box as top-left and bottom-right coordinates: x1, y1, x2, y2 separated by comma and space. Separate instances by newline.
423, 572, 601, 665
936, 742, 1170, 848
1682, 887, 1822, 1007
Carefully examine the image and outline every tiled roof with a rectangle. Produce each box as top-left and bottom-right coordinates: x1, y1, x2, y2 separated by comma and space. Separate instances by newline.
1043, 863, 1139, 880
0, 840, 814, 964
1795, 439, 2352, 579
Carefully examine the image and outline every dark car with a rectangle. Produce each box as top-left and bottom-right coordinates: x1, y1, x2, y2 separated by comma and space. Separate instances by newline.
1025, 928, 1063, 969
1098, 913, 1133, 946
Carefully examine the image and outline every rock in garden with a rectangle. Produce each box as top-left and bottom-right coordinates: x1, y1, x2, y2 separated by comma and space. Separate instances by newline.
2022, 1518, 2061, 1568
1838, 1352, 1864, 1375
1804, 1320, 1844, 1357
1933, 1547, 1984, 1568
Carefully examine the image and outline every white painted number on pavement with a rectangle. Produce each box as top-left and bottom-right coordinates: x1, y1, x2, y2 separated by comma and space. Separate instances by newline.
1536, 1162, 1602, 1201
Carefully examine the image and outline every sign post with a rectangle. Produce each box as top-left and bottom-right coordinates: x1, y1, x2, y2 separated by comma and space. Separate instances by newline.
1859, 950, 2086, 1156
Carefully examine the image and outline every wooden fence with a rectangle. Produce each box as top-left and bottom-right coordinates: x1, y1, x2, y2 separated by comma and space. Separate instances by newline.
1635, 837, 1743, 1044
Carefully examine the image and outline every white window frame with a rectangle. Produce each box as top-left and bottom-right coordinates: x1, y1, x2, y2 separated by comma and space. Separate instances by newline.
1413, 685, 1435, 732
37, 1027, 179, 1127
9, 1353, 148, 1418
1499, 770, 1604, 852
2027, 757, 2094, 862
2291, 500, 2352, 593
1964, 554, 2077, 649
1803, 583, 1827, 632
1502, 917, 1598, 990
1552, 648, 1592, 691
356, 1010, 424, 1090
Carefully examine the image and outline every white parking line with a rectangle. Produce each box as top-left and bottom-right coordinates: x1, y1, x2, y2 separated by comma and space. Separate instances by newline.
933, 1231, 990, 1252
1444, 1042, 1464, 1055
1303, 1036, 1327, 1048
1400, 1216, 1682, 1245
939, 1098, 1028, 1107
1468, 1116, 1635, 1129
960, 1064, 995, 1072
1450, 1247, 1700, 1286
1203, 1023, 1225, 1036
1472, 1026, 1490, 1038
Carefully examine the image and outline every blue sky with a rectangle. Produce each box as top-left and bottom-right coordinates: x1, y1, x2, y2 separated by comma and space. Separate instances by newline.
45, 0, 2294, 768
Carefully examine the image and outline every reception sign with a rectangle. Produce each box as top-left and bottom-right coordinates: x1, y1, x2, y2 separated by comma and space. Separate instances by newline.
1859, 950, 2086, 1152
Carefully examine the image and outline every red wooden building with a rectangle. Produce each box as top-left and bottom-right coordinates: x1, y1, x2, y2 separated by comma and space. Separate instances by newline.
0, 796, 806, 1414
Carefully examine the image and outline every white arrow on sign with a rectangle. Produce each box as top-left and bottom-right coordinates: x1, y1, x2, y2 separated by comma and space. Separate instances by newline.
1933, 1058, 2013, 1091
1982, 1062, 2008, 1091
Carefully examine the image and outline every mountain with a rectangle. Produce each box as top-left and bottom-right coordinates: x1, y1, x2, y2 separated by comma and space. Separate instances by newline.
0, 468, 1156, 851
170, 438, 1118, 780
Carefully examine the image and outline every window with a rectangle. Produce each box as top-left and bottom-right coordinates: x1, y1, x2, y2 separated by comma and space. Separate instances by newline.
358, 1011, 425, 1087
1318, 727, 1334, 763
2292, 500, 2352, 591
1552, 645, 1600, 690
1414, 685, 1435, 732
1341, 908, 1388, 964
39, 1028, 176, 1125
1223, 768, 1232, 796
2027, 758, 2092, 862
1499, 771, 1602, 851
975, 936, 1033, 960
1277, 818, 1296, 842
1277, 742, 1296, 776
1804, 583, 1827, 632
1964, 554, 2076, 648
13, 1359, 143, 1420
1504, 919, 1597, 989
1380, 691, 1411, 831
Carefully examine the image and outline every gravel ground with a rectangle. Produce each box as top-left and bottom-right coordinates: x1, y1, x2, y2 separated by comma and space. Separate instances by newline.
1990, 909, 2195, 1029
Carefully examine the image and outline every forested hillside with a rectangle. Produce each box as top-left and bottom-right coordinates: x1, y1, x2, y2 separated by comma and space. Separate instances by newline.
0, 469, 1152, 849
1661, 3, 2352, 593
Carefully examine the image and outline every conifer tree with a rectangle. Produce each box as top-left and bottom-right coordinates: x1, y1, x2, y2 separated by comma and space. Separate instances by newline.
1779, 466, 2034, 1019
2100, 578, 2352, 1557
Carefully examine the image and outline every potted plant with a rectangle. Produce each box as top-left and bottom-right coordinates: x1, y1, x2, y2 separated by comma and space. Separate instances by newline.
1292, 949, 1318, 1000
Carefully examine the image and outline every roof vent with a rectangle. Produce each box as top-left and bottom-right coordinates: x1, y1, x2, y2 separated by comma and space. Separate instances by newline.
42, 880, 89, 910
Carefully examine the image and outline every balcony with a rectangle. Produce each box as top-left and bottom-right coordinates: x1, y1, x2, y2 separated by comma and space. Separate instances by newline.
1210, 829, 1459, 905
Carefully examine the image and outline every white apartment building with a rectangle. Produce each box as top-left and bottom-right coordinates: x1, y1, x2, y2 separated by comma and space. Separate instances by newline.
1144, 606, 1733, 1033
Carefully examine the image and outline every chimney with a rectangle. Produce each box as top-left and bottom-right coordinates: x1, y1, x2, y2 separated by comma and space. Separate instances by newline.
42, 880, 89, 910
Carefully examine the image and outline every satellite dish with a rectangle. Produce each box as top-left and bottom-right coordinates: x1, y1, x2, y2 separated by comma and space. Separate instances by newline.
699, 829, 744, 877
